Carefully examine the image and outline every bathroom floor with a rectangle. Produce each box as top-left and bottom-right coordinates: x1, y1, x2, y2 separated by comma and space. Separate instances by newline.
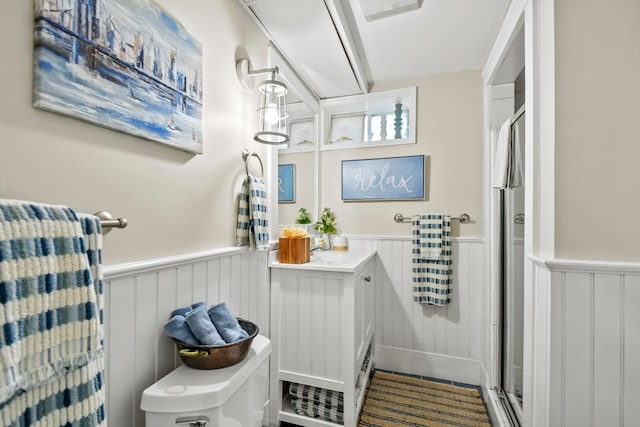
280, 370, 492, 427
358, 370, 491, 426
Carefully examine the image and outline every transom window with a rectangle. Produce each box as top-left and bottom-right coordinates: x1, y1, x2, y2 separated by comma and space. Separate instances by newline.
322, 87, 416, 151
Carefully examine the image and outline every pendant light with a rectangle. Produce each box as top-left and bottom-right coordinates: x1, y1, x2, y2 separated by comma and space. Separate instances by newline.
236, 58, 289, 145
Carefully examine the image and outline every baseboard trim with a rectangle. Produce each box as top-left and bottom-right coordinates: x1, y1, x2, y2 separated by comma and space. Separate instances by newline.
374, 345, 483, 386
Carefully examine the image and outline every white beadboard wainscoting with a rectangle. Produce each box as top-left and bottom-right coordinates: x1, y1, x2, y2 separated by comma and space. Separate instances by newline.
346, 236, 487, 386
529, 257, 640, 427
105, 236, 488, 427
103, 247, 270, 427
96, 240, 639, 427
101, 237, 488, 426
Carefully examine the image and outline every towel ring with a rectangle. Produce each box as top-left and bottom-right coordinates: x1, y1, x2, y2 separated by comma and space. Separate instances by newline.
242, 149, 264, 178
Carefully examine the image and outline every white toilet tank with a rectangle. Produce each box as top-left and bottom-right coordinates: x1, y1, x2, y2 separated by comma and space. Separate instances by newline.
141, 334, 271, 427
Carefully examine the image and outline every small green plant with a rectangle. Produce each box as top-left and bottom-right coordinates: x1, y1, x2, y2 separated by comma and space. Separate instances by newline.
295, 207, 312, 224
314, 207, 337, 234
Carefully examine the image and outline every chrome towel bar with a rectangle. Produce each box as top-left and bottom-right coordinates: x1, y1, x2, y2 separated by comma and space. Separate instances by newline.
94, 211, 128, 233
393, 212, 471, 224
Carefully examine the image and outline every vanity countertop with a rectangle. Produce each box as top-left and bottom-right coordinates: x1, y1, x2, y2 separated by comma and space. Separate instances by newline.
270, 249, 376, 273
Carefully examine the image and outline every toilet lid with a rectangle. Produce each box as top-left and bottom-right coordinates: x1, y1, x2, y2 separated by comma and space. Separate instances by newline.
140, 334, 271, 413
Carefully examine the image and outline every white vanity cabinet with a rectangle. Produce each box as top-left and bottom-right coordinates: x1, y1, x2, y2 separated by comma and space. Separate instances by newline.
269, 250, 376, 427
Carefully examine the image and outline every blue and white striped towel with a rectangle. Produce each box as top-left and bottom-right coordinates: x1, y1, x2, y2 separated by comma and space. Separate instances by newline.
0, 201, 106, 425
412, 214, 452, 306
78, 213, 105, 349
236, 175, 270, 250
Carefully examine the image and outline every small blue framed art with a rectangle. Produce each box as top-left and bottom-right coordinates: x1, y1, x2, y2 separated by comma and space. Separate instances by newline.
278, 164, 295, 203
341, 155, 425, 201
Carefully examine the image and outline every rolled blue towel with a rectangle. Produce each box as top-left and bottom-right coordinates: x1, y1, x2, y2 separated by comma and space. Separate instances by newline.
171, 306, 192, 317
171, 302, 206, 318
208, 302, 249, 343
164, 315, 200, 346
185, 306, 225, 346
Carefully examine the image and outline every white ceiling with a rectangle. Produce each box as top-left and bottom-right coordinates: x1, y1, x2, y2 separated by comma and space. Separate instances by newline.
345, 0, 511, 83
240, 0, 511, 99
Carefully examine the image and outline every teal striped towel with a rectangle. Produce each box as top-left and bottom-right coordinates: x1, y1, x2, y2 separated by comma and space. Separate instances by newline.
0, 201, 106, 425
412, 214, 452, 306
236, 175, 270, 250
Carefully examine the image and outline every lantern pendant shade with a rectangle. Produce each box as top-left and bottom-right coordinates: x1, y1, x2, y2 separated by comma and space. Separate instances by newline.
254, 79, 289, 144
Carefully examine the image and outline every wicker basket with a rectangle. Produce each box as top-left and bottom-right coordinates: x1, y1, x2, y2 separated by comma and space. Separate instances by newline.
174, 319, 259, 370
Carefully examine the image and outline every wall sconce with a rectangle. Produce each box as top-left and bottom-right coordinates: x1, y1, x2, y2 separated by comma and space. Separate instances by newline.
236, 58, 289, 145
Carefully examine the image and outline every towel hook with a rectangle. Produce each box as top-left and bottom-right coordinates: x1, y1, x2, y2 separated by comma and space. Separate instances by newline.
241, 148, 264, 178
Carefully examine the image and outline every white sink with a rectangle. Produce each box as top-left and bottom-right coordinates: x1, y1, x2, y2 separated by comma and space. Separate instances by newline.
272, 249, 376, 272
311, 251, 357, 265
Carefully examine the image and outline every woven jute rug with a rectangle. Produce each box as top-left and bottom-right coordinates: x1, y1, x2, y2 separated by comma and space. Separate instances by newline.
358, 370, 493, 427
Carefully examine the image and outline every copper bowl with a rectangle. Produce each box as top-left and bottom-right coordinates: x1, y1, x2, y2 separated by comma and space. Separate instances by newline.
174, 319, 259, 370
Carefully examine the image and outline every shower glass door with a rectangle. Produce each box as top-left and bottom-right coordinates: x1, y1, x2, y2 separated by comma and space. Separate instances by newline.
500, 111, 525, 422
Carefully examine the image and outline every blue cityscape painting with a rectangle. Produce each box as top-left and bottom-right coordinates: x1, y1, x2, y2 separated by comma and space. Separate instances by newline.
342, 155, 425, 201
33, 0, 203, 154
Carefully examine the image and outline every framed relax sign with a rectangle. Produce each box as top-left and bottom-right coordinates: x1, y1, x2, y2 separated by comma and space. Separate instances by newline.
341, 155, 425, 201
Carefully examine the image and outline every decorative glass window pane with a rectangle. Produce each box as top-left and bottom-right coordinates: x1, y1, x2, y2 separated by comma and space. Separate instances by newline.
322, 87, 416, 150
329, 114, 365, 145
289, 119, 314, 147
365, 109, 409, 142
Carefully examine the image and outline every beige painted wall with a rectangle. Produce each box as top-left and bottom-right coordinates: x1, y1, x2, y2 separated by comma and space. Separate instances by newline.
278, 150, 315, 225
554, 0, 640, 262
0, 0, 269, 265
319, 71, 484, 237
